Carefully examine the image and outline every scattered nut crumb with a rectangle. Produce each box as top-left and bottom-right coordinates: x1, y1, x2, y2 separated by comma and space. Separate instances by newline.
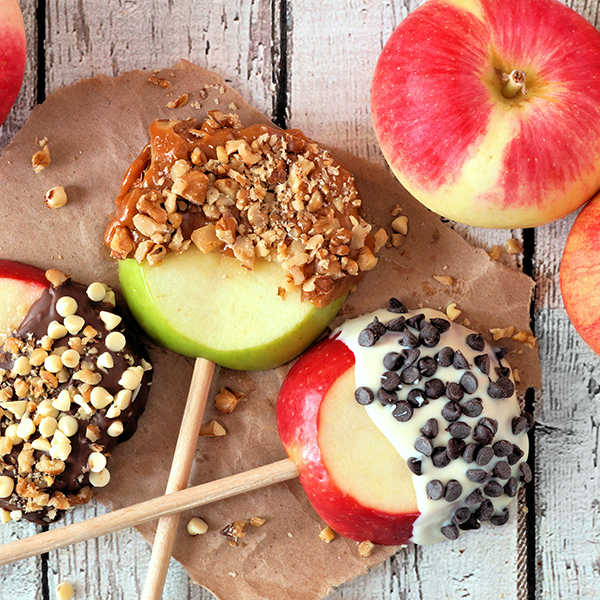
147, 74, 172, 88
229, 103, 238, 110
462, 318, 471, 327
319, 526, 335, 543
32, 144, 51, 173
187, 517, 208, 536
228, 572, 237, 577
512, 330, 537, 349
250, 516, 265, 527
45, 268, 68, 287
357, 540, 375, 557
446, 302, 461, 321
55, 581, 74, 600
513, 368, 521, 383
506, 238, 523, 255
442, 265, 449, 271
199, 420, 226, 437
215, 387, 245, 414
390, 203, 403, 217
220, 519, 249, 540
391, 215, 408, 235
433, 275, 454, 286
489, 325, 515, 341
166, 93, 189, 109
487, 245, 502, 260
44, 186, 68, 209
391, 233, 405, 247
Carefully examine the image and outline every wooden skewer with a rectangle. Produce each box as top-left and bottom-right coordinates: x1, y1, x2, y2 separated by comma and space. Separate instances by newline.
0, 458, 299, 567
142, 357, 214, 600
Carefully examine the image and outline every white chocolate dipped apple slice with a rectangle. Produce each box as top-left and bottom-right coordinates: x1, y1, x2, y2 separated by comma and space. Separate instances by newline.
277, 299, 533, 545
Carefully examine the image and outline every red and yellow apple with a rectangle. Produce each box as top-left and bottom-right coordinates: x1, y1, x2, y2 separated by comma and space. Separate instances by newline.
371, 0, 600, 229
0, 0, 26, 126
0, 260, 48, 333
276, 336, 418, 545
561, 191, 600, 355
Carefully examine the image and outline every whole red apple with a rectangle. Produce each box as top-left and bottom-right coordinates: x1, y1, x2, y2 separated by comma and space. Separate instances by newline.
276, 336, 419, 545
561, 192, 600, 355
0, 0, 26, 126
371, 0, 600, 229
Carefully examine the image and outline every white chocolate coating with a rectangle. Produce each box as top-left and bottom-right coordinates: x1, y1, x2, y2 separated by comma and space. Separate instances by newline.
335, 307, 529, 545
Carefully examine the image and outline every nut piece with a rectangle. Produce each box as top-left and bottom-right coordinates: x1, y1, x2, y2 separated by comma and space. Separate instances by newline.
250, 516, 266, 527
357, 540, 375, 557
199, 420, 226, 437
318, 526, 335, 543
220, 519, 249, 540
45, 269, 68, 287
44, 186, 68, 209
214, 387, 245, 414
487, 245, 502, 260
512, 330, 537, 349
391, 215, 409, 235
187, 517, 209, 536
167, 93, 189, 109
32, 144, 51, 173
446, 302, 462, 321
55, 581, 74, 600
506, 238, 523, 255
433, 275, 454, 286
489, 325, 516, 341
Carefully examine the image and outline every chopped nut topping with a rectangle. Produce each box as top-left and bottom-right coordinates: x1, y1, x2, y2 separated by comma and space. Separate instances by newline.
199, 420, 226, 437
433, 275, 454, 286
506, 238, 523, 255
318, 526, 335, 543
357, 540, 375, 557
512, 330, 537, 349
214, 387, 245, 414
32, 144, 51, 173
167, 93, 189, 109
489, 325, 516, 341
446, 302, 462, 321
250, 516, 266, 527
148, 74, 172, 88
220, 519, 249, 540
487, 245, 502, 261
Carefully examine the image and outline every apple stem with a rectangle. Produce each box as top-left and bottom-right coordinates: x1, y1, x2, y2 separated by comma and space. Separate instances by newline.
500, 69, 527, 99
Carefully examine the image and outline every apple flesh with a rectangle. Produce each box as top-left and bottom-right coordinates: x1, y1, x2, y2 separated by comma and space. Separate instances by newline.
0, 0, 26, 126
118, 246, 346, 371
0, 260, 49, 334
277, 336, 418, 545
371, 0, 600, 228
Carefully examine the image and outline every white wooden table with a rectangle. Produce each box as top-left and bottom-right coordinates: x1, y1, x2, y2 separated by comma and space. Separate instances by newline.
0, 1, 598, 598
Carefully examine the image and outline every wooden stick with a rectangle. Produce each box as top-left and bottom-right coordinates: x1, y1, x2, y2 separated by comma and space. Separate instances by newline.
0, 458, 299, 567
142, 357, 214, 600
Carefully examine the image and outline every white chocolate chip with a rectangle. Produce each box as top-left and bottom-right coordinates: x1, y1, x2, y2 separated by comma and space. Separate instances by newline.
37, 399, 59, 418
64, 315, 85, 335
58, 415, 78, 438
38, 416, 58, 438
44, 354, 64, 373
187, 517, 208, 535
31, 438, 51, 452
107, 421, 124, 438
114, 389, 132, 410
105, 331, 126, 352
56, 582, 74, 600
47, 320, 68, 340
0, 508, 11, 523
52, 389, 72, 412
61, 349, 80, 369
88, 452, 107, 473
140, 358, 152, 371
118, 366, 142, 390
97, 352, 114, 372
0, 476, 14, 498
1, 400, 28, 420
99, 311, 122, 331
49, 442, 72, 461
89, 468, 110, 487
105, 405, 121, 419
13, 356, 31, 376
4, 423, 22, 444
52, 430, 71, 446
16, 418, 35, 440
56, 296, 78, 317
86, 282, 106, 302
10, 510, 22, 522
103, 290, 116, 307
90, 386, 113, 409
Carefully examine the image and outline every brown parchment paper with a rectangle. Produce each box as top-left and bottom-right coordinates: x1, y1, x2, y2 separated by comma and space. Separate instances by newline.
0, 61, 541, 600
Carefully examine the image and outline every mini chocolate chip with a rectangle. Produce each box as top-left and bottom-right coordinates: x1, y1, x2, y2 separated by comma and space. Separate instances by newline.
431, 446, 450, 468
414, 436, 434, 456
473, 424, 493, 445
388, 298, 408, 313
447, 421, 472, 439
381, 370, 401, 391
474, 353, 490, 375
479, 417, 498, 436
512, 415, 529, 435
436, 346, 454, 367
358, 328, 378, 347
453, 350, 469, 369
354, 386, 374, 405
383, 351, 404, 371
460, 371, 478, 394
441, 401, 462, 422
464, 488, 485, 505
446, 437, 466, 460
407, 457, 422, 476
402, 348, 421, 367
494, 346, 509, 360
418, 356, 437, 377
444, 480, 462, 502
424, 378, 445, 399
493, 460, 512, 480
386, 316, 406, 332
400, 365, 420, 384
430, 318, 450, 333
392, 401, 414, 422
490, 508, 510, 526
495, 366, 511, 377
463, 443, 478, 463
458, 513, 481, 531
367, 316, 387, 337
520, 462, 533, 483
466, 333, 485, 352
475, 445, 494, 466
462, 398, 484, 418
475, 499, 494, 522
420, 418, 439, 439
377, 388, 398, 405
487, 380, 505, 399
497, 376, 515, 397
426, 479, 444, 500
445, 382, 464, 402
406, 313, 425, 329
466, 469, 489, 483
493, 440, 514, 457
484, 480, 504, 498
504, 477, 518, 497
400, 329, 420, 348
420, 322, 441, 347
508, 444, 524, 466
441, 524, 460, 540
452, 507, 471, 525
407, 389, 428, 407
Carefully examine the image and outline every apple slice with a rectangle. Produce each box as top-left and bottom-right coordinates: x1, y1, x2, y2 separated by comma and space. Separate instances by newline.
0, 260, 49, 334
118, 246, 346, 371
277, 336, 419, 545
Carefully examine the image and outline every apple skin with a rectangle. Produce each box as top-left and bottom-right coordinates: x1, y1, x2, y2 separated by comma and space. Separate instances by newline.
561, 191, 600, 355
371, 0, 600, 229
0, 0, 26, 126
277, 336, 418, 545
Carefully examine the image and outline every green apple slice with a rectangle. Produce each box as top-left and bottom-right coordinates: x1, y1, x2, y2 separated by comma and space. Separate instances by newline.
118, 247, 346, 371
